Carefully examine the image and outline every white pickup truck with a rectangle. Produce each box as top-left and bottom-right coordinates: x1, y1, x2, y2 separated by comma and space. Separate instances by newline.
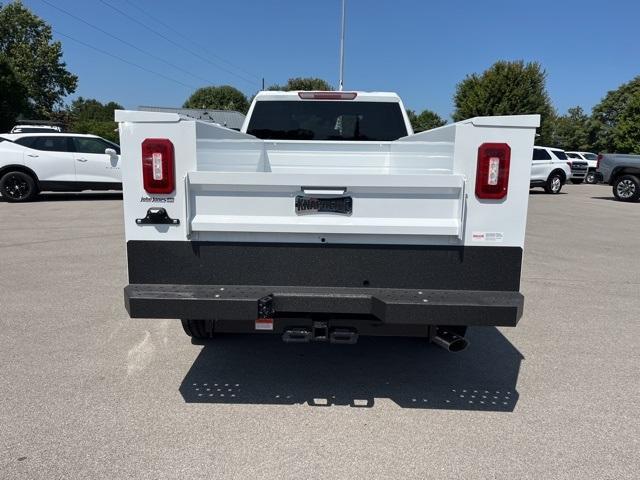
116, 91, 539, 351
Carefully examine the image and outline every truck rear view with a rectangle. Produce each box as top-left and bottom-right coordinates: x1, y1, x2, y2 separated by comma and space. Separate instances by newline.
116, 91, 539, 351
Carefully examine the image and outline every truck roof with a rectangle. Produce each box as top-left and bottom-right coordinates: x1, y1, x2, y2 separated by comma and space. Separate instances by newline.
253, 91, 403, 103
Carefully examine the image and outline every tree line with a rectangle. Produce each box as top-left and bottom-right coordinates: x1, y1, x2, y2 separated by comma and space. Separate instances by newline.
0, 1, 121, 141
184, 65, 640, 153
452, 60, 640, 153
182, 78, 449, 133
1, 1, 639, 153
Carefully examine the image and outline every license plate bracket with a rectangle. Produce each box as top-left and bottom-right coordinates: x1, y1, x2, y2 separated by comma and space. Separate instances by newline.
295, 195, 353, 216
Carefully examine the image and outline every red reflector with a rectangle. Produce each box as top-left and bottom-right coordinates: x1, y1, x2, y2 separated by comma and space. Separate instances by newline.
142, 138, 175, 194
298, 91, 357, 100
475, 143, 511, 200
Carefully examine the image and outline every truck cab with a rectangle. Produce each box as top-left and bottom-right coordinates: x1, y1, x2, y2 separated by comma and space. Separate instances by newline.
241, 90, 413, 140
116, 91, 539, 351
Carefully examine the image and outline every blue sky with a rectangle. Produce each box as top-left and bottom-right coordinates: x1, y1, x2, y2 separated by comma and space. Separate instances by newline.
22, 0, 640, 119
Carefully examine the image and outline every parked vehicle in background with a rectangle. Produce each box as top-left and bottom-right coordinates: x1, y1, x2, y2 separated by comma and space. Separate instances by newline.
530, 146, 573, 194
0, 133, 121, 202
116, 90, 540, 351
10, 124, 62, 134
556, 149, 588, 184
567, 151, 599, 184
597, 153, 640, 202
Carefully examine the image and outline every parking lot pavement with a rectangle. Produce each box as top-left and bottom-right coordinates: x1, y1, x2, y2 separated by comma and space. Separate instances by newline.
1, 185, 638, 479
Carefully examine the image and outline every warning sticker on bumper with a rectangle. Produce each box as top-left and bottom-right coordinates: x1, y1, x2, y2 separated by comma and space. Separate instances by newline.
255, 318, 274, 331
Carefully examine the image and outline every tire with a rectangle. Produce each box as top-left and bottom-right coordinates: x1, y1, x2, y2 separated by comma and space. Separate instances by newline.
585, 171, 598, 184
612, 174, 640, 202
181, 319, 215, 339
0, 171, 38, 202
571, 179, 584, 185
544, 172, 564, 194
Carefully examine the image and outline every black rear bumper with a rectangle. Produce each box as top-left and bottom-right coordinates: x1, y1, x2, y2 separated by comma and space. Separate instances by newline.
124, 241, 525, 334
124, 284, 524, 327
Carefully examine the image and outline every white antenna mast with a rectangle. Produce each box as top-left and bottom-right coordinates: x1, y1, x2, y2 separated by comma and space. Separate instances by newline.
338, 0, 346, 91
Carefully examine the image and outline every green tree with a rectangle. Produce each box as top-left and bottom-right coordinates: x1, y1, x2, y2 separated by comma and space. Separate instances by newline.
268, 77, 333, 91
183, 85, 249, 113
70, 119, 119, 143
69, 97, 122, 122
609, 94, 640, 154
0, 54, 28, 132
67, 97, 123, 143
406, 109, 447, 132
590, 76, 640, 153
0, 1, 77, 117
453, 60, 555, 144
551, 106, 590, 151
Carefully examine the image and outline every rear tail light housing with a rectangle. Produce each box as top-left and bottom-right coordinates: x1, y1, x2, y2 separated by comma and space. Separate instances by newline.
566, 161, 573, 168
475, 143, 511, 200
142, 138, 175, 194
597, 154, 603, 169
298, 91, 357, 100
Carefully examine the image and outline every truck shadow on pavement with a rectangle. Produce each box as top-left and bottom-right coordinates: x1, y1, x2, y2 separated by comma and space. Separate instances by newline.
180, 327, 523, 411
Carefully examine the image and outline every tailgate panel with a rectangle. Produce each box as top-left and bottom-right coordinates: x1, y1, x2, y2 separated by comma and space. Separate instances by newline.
187, 172, 465, 237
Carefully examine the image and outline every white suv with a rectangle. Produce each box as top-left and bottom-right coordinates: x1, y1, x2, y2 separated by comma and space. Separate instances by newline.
530, 146, 573, 194
566, 151, 599, 184
0, 133, 121, 202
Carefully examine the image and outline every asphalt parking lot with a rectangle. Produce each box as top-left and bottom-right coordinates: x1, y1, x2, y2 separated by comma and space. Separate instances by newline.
1, 184, 639, 479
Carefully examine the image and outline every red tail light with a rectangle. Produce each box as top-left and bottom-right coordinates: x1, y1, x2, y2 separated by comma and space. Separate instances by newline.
142, 138, 175, 194
475, 143, 511, 200
566, 161, 573, 167
597, 154, 603, 169
298, 91, 357, 100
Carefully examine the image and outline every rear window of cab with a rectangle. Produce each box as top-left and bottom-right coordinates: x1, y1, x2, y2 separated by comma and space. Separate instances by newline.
247, 100, 408, 141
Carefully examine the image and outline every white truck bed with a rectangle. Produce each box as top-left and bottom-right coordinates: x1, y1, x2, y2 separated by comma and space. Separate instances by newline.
116, 109, 538, 247
116, 91, 539, 346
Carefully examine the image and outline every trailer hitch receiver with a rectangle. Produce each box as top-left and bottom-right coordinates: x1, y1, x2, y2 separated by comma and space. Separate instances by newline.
255, 295, 274, 331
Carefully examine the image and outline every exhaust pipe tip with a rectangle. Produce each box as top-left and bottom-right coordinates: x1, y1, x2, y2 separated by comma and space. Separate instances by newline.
432, 328, 469, 353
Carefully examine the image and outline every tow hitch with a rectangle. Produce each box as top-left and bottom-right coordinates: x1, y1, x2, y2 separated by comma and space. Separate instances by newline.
329, 328, 358, 344
282, 321, 359, 344
255, 295, 275, 331
282, 328, 312, 343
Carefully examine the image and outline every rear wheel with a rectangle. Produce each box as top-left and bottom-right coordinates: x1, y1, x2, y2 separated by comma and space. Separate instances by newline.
544, 172, 564, 194
585, 171, 598, 184
181, 319, 215, 339
612, 174, 640, 202
0, 171, 38, 202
